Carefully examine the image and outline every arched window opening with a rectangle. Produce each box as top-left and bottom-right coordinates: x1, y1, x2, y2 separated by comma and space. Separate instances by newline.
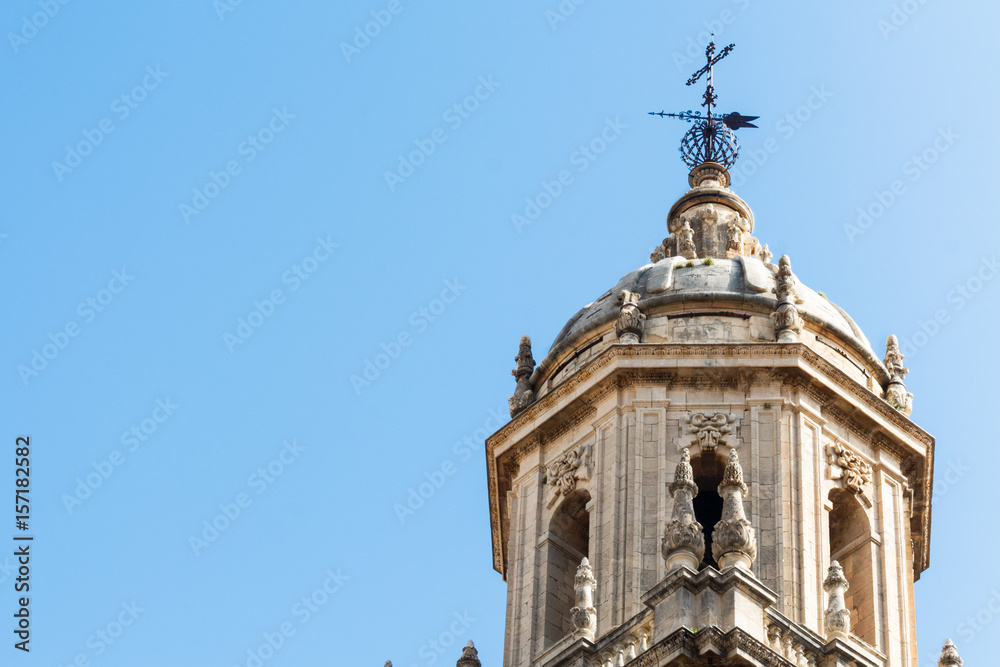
542, 489, 590, 647
691, 450, 727, 570
829, 488, 877, 646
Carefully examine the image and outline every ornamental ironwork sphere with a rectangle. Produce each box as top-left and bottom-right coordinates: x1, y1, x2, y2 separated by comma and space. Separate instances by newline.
679, 120, 739, 169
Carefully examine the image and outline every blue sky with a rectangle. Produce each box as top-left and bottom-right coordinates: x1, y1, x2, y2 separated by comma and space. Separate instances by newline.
2, 1, 998, 665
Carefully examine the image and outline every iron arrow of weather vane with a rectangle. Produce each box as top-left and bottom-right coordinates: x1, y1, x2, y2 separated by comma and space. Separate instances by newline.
649, 38, 759, 169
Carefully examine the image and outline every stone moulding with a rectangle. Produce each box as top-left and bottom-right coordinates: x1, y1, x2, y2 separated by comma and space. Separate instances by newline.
485, 342, 934, 578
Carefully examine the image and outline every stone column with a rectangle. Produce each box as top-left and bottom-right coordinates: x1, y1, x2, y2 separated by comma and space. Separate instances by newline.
823, 561, 850, 639
570, 558, 597, 642
661, 448, 705, 571
712, 449, 757, 570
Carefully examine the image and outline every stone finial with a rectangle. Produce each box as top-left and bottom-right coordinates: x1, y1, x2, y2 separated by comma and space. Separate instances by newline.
883, 335, 913, 416
570, 558, 597, 642
759, 243, 772, 265
662, 448, 706, 570
677, 219, 697, 260
712, 448, 757, 570
615, 291, 646, 344
456, 641, 481, 667
508, 335, 535, 417
385, 662, 393, 667
771, 255, 803, 343
823, 561, 851, 639
938, 639, 963, 667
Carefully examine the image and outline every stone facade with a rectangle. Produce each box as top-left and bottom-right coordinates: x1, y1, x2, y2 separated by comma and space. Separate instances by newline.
481, 162, 947, 667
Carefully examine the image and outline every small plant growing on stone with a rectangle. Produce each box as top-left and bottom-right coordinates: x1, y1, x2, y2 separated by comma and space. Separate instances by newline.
702, 257, 714, 266
817, 291, 827, 299
685, 260, 695, 267
762, 402, 772, 410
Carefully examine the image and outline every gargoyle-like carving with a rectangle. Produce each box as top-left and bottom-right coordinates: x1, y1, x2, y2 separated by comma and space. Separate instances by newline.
615, 291, 646, 344
546, 442, 592, 508
823, 561, 850, 639
771, 255, 803, 343
685, 412, 737, 451
826, 441, 872, 507
508, 335, 535, 417
569, 558, 597, 642
650, 243, 666, 264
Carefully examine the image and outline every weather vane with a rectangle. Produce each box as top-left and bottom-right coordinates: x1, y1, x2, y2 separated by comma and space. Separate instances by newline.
649, 38, 758, 169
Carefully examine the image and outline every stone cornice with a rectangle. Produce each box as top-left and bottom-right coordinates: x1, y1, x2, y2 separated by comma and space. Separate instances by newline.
486, 343, 934, 578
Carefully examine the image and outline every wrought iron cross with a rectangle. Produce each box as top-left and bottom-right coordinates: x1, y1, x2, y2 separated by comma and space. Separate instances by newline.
649, 38, 758, 168
686, 40, 735, 121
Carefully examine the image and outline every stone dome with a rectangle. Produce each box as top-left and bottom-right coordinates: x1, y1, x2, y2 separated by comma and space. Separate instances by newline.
524, 163, 893, 402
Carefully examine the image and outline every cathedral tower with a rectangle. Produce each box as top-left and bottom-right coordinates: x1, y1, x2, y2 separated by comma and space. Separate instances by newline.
483, 42, 956, 667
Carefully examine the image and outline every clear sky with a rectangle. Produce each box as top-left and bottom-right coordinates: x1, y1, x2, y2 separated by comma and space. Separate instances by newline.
2, 1, 998, 665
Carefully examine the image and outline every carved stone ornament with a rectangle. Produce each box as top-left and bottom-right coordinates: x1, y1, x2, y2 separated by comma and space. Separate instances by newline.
759, 243, 773, 265
826, 441, 873, 507
725, 216, 746, 258
508, 335, 535, 417
615, 290, 646, 344
771, 255, 803, 343
883, 335, 913, 416
677, 219, 697, 260
650, 241, 666, 264
569, 558, 597, 642
684, 412, 738, 452
456, 640, 482, 667
938, 639, 963, 667
712, 448, 757, 569
662, 448, 706, 570
823, 561, 850, 639
545, 442, 593, 508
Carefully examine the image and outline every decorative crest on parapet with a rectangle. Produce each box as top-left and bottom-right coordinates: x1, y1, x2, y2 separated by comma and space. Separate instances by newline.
649, 38, 758, 168
938, 639, 963, 667
508, 335, 535, 417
